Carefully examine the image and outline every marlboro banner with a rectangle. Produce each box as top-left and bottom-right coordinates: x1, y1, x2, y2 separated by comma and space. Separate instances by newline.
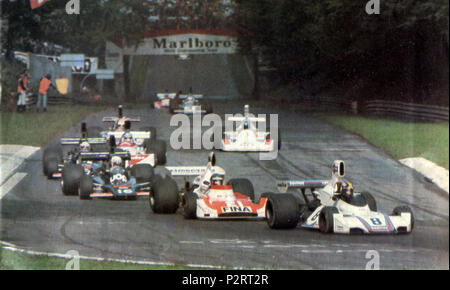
30, 0, 50, 9
108, 30, 238, 57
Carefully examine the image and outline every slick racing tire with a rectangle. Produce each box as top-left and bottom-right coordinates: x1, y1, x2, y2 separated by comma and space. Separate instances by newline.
169, 99, 180, 114
140, 127, 157, 141
203, 103, 213, 114
392, 206, 414, 233
147, 139, 167, 165
319, 206, 339, 234
61, 164, 84, 196
182, 189, 198, 219
42, 145, 63, 177
227, 178, 255, 202
361, 192, 377, 211
79, 175, 93, 200
266, 194, 299, 229
131, 164, 154, 184
44, 157, 59, 179
150, 175, 179, 214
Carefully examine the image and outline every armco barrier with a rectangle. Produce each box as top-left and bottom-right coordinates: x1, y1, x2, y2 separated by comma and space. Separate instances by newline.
363, 100, 449, 122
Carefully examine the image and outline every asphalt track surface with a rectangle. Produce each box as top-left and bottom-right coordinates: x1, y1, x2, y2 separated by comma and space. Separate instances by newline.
1, 101, 448, 270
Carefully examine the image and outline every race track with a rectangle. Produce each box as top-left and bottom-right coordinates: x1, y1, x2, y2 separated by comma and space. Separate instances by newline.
1, 101, 448, 269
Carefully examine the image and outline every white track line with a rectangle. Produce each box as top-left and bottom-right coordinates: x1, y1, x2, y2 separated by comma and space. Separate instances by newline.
0, 240, 229, 269
0, 173, 27, 200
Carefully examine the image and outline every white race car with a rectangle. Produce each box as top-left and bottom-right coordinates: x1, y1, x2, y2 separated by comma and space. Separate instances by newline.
149, 152, 268, 218
266, 161, 414, 234
220, 105, 279, 152
96, 106, 165, 166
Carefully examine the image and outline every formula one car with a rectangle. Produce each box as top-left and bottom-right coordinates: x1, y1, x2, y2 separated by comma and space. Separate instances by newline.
152, 152, 268, 219
61, 141, 154, 200
42, 123, 107, 179
97, 106, 166, 165
168, 92, 212, 115
220, 105, 280, 152
152, 91, 177, 109
266, 161, 414, 234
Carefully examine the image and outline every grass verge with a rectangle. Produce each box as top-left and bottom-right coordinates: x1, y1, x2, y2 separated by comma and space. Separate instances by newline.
315, 112, 449, 169
0, 247, 198, 270
0, 105, 110, 147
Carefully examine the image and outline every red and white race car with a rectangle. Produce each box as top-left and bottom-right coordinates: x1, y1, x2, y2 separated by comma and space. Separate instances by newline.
149, 152, 268, 218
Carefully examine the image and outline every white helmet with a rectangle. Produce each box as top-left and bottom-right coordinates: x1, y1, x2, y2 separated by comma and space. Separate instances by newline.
210, 166, 226, 186
111, 156, 122, 167
80, 141, 90, 152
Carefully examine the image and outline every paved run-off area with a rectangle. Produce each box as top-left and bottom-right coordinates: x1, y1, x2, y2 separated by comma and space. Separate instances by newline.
0, 101, 448, 269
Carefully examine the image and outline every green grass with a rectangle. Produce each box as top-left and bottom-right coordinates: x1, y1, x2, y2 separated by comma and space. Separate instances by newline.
316, 113, 449, 169
0, 247, 199, 270
0, 105, 109, 147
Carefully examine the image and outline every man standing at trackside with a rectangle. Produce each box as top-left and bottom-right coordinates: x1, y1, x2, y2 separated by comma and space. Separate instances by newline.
37, 74, 55, 112
17, 70, 29, 112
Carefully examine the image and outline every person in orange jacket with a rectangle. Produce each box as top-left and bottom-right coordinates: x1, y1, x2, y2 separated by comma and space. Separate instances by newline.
37, 74, 55, 112
17, 70, 29, 113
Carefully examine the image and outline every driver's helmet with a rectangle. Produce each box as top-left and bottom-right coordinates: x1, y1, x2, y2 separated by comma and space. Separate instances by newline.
111, 156, 122, 168
116, 119, 126, 130
342, 182, 354, 200
79, 141, 90, 152
243, 120, 249, 130
121, 131, 133, 143
335, 181, 354, 201
211, 173, 225, 186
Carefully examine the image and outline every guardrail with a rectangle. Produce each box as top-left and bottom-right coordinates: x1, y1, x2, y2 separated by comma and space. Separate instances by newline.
362, 100, 449, 122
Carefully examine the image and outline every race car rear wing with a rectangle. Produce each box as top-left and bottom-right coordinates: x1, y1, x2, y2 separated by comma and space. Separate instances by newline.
166, 166, 208, 176
179, 94, 203, 99
104, 131, 152, 140
156, 93, 177, 100
227, 116, 267, 123
277, 180, 328, 193
60, 137, 107, 145
80, 151, 131, 162
102, 117, 141, 123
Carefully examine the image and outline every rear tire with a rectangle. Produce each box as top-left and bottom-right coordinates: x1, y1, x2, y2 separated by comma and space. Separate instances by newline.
61, 164, 84, 196
227, 178, 255, 202
140, 127, 157, 140
79, 175, 93, 200
42, 146, 62, 176
393, 206, 414, 233
182, 189, 198, 219
361, 192, 377, 211
147, 139, 167, 165
150, 175, 179, 214
319, 206, 339, 233
44, 157, 59, 179
131, 164, 154, 184
266, 194, 299, 229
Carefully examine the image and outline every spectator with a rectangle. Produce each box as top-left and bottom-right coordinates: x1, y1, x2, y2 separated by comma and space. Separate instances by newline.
16, 70, 30, 113
37, 74, 55, 112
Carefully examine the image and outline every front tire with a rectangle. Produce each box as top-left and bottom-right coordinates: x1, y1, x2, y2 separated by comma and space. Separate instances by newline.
182, 189, 197, 219
79, 175, 93, 200
150, 175, 179, 214
61, 164, 84, 196
361, 192, 377, 211
319, 206, 339, 233
393, 206, 414, 233
227, 178, 255, 202
266, 194, 299, 229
